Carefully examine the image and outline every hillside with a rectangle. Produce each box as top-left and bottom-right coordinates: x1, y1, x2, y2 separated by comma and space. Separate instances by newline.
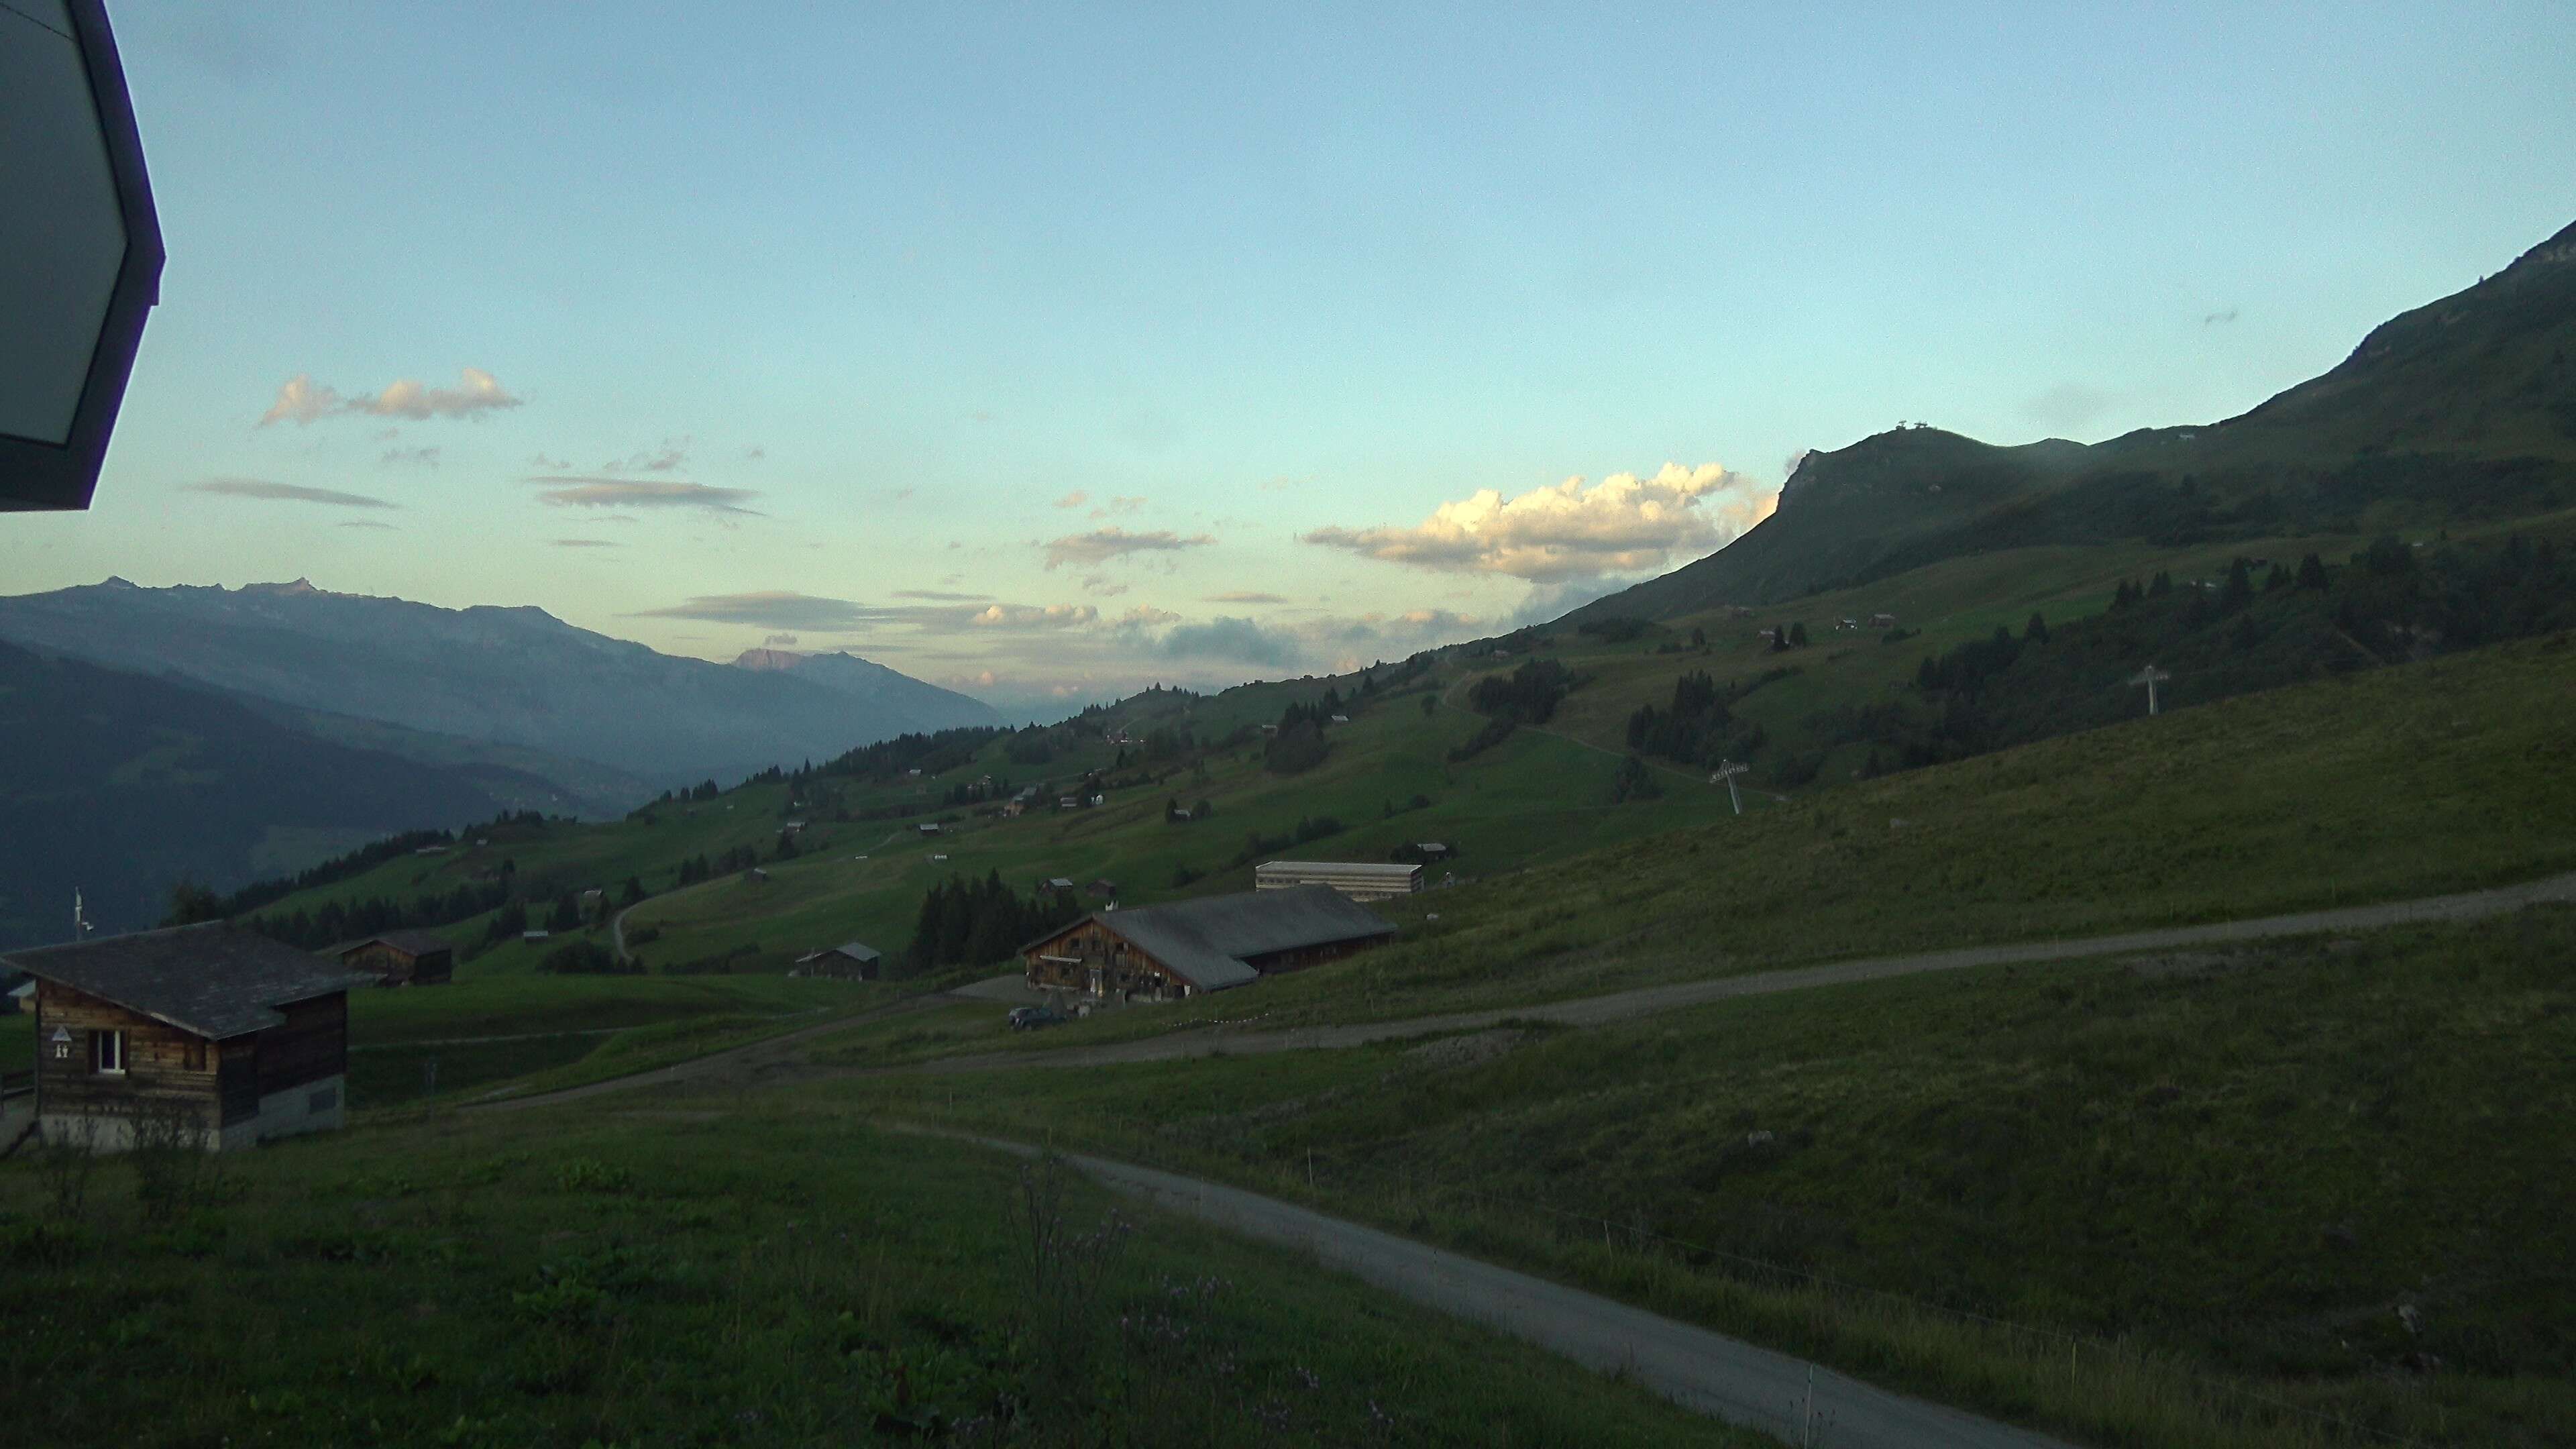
0, 641, 516, 946
1575, 216, 2576, 623
0, 578, 1004, 787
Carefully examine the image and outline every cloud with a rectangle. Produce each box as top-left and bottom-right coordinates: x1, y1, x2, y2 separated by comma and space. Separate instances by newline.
969, 603, 1100, 629
531, 453, 572, 470
335, 519, 398, 530
527, 477, 763, 515
892, 589, 993, 602
380, 445, 441, 468
1089, 494, 1146, 517
260, 368, 521, 425
1157, 616, 1300, 666
186, 478, 398, 508
762, 633, 798, 647
550, 538, 622, 549
1053, 490, 1090, 509
1079, 574, 1130, 596
1205, 591, 1289, 604
601, 437, 691, 474
627, 592, 871, 629
1042, 527, 1214, 570
1303, 462, 1770, 583
2204, 307, 2239, 326
743, 445, 766, 462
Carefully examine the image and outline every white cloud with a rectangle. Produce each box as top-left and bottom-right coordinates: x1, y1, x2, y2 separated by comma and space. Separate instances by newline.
1303, 462, 1774, 583
969, 603, 1100, 629
260, 368, 521, 425
186, 478, 398, 508
1042, 527, 1214, 570
529, 477, 763, 515
1053, 490, 1090, 509
628, 592, 869, 629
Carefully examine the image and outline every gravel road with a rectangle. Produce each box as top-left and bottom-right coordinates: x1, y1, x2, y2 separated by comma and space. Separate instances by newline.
942, 1129, 2080, 1449
904, 868, 2576, 1075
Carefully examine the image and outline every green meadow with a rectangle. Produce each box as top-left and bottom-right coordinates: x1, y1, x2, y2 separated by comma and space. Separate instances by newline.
0, 1095, 1764, 1449
849, 906, 2576, 1448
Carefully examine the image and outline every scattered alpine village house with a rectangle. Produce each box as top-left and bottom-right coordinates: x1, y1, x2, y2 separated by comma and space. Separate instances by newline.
332, 929, 455, 987
1253, 859, 1424, 902
1, 922, 370, 1153
1020, 885, 1396, 1002
790, 941, 881, 980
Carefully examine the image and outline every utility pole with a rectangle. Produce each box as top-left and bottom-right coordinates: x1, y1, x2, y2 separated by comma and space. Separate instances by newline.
1712, 760, 1749, 815
2129, 664, 2170, 716
72, 890, 92, 941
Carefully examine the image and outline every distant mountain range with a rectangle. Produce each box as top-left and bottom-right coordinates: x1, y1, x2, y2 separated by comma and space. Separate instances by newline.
0, 641, 525, 945
0, 582, 1003, 945
1572, 217, 2576, 623
0, 580, 1002, 787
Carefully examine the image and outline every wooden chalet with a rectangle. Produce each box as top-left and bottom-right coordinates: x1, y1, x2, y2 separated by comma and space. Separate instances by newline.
334, 929, 454, 987
1020, 885, 1395, 1002
790, 941, 881, 980
1, 922, 371, 1153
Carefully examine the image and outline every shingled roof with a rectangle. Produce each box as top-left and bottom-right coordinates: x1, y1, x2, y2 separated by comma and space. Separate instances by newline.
334, 930, 455, 959
1, 923, 372, 1040
1040, 885, 1396, 992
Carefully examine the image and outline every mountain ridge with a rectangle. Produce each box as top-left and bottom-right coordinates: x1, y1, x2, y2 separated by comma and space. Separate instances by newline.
1568, 215, 2576, 625
0, 580, 1005, 788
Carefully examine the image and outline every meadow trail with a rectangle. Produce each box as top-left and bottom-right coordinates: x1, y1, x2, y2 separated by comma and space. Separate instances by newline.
494, 866, 2576, 1107
909, 1126, 2083, 1449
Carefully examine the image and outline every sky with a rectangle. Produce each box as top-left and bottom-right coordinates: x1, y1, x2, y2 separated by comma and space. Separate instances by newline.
5, 1, 2573, 720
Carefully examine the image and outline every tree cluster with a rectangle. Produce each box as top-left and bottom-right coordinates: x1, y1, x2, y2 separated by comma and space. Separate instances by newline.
1466, 659, 1578, 725
904, 871, 1083, 975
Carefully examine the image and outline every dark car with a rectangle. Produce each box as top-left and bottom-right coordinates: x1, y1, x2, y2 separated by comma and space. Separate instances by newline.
1008, 1005, 1069, 1032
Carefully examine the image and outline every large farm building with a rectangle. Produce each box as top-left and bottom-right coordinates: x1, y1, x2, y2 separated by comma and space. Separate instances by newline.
1252, 860, 1423, 901
1022, 885, 1395, 1001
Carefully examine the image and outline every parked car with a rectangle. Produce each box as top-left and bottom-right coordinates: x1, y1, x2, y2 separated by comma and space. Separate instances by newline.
1008, 1005, 1069, 1032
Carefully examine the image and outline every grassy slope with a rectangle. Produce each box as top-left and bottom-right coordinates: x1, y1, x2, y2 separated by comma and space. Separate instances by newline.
850, 907, 2576, 1448
0, 1100, 1762, 1449
974, 629, 2576, 1050
345, 974, 879, 1108
608, 682, 1725, 979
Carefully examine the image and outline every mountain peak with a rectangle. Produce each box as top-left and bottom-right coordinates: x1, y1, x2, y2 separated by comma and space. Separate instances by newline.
731, 647, 808, 671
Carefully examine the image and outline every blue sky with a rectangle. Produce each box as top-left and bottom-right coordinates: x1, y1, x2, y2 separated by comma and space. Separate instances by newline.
6, 1, 2573, 717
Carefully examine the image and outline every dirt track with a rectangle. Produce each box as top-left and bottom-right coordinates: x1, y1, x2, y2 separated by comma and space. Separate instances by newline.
492, 869, 2576, 1102
931, 1128, 2080, 1449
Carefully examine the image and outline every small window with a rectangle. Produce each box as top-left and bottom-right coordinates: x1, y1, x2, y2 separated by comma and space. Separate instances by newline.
182, 1038, 207, 1071
91, 1030, 125, 1075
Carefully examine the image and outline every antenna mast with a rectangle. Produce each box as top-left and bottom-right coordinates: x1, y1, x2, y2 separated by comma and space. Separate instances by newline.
2129, 664, 2171, 717
1712, 759, 1750, 816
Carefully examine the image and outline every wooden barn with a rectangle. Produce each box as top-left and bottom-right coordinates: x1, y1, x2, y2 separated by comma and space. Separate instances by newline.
1020, 885, 1395, 1001
790, 941, 881, 980
1, 922, 371, 1153
335, 929, 454, 987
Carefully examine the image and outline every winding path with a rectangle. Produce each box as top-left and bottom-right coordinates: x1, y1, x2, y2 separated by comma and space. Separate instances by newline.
927, 1128, 2076, 1449
464, 871, 2576, 1445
